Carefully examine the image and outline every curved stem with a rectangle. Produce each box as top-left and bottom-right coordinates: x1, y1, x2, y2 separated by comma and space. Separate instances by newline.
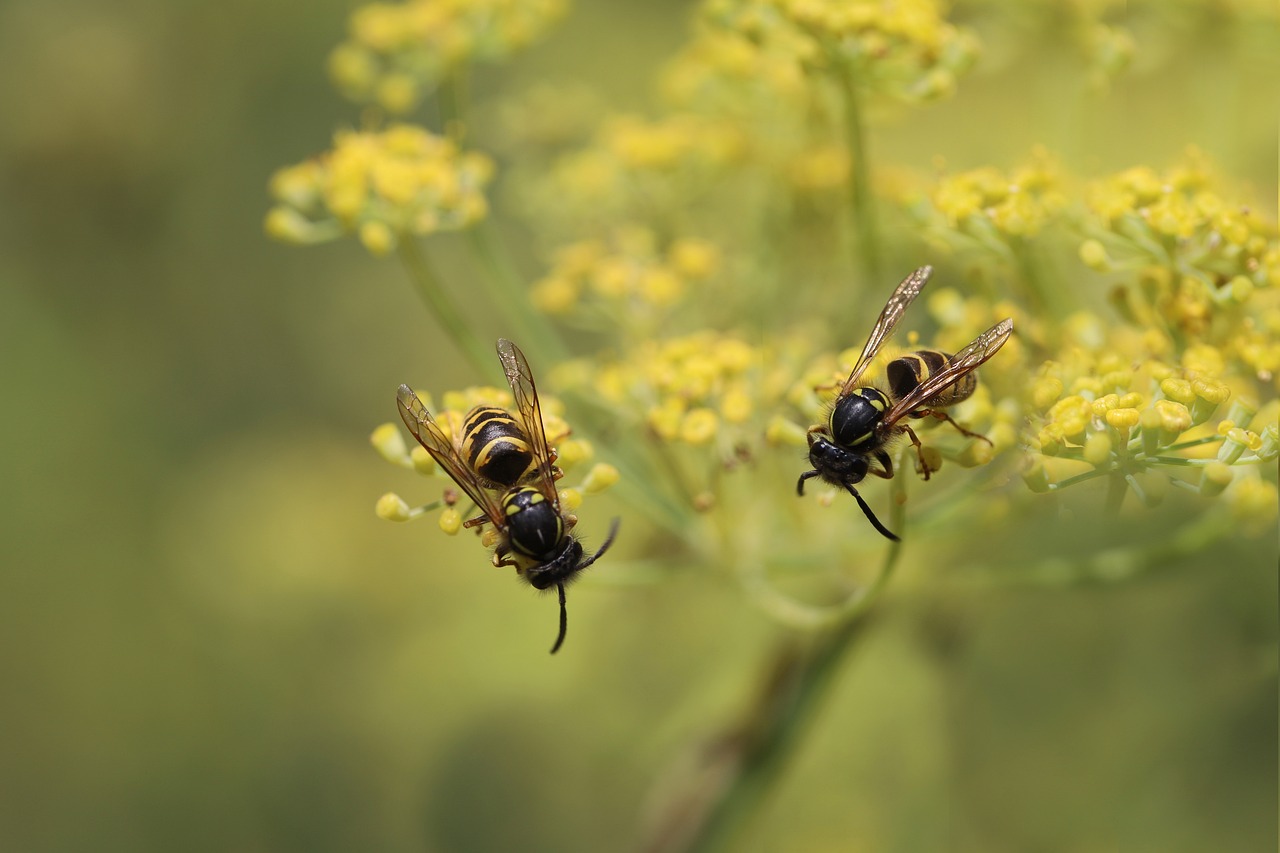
643, 480, 908, 853
397, 235, 497, 381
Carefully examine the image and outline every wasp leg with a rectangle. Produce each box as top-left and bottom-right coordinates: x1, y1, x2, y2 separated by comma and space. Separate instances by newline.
928, 410, 993, 445
491, 546, 519, 569
868, 450, 894, 479
902, 424, 935, 481
462, 514, 490, 530
797, 469, 820, 496
845, 483, 899, 541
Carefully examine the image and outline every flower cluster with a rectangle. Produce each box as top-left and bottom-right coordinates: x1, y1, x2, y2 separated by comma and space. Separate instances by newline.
552, 332, 782, 456
521, 113, 745, 240
371, 384, 617, 535
1023, 316, 1278, 532
906, 147, 1070, 259
328, 0, 567, 114
1078, 150, 1280, 382
668, 0, 980, 107
530, 229, 722, 329
265, 124, 494, 255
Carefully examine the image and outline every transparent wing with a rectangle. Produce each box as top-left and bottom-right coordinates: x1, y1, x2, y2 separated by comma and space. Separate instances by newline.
882, 318, 1014, 427
839, 266, 933, 396
495, 339, 559, 505
396, 383, 507, 527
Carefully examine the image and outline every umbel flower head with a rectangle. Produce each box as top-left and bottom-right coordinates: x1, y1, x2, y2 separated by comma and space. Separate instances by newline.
264, 124, 494, 255
668, 0, 980, 108
1023, 314, 1278, 531
905, 147, 1070, 259
1078, 148, 1280, 377
328, 0, 568, 114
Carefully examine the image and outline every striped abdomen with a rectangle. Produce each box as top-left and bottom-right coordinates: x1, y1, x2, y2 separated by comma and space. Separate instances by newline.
886, 349, 977, 409
460, 406, 534, 488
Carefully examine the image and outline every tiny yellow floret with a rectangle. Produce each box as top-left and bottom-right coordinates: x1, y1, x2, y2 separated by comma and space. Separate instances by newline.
376, 492, 413, 522
559, 487, 583, 512
439, 507, 463, 535
680, 408, 720, 445
582, 462, 620, 494
1083, 431, 1113, 466
1198, 462, 1233, 497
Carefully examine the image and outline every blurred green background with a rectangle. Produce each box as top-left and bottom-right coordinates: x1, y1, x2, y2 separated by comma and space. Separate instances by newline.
1, 2, 1275, 852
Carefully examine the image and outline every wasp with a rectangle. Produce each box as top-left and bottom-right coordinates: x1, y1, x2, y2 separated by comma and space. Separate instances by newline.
797, 266, 1013, 541
397, 339, 620, 654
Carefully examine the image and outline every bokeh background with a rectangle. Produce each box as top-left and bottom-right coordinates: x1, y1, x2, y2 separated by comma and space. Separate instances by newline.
1, 1, 1276, 852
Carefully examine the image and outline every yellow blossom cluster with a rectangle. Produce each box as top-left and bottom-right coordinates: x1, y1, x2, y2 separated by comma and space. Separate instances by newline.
1078, 151, 1280, 361
370, 384, 617, 534
530, 229, 722, 323
265, 124, 494, 255
553, 332, 796, 458
525, 113, 745, 238
670, 0, 979, 106
908, 148, 1070, 256
1023, 314, 1277, 527
328, 0, 567, 114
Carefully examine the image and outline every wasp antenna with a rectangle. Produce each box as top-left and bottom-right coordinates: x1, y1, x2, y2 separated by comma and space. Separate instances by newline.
549, 583, 568, 655
846, 484, 900, 541
579, 517, 622, 569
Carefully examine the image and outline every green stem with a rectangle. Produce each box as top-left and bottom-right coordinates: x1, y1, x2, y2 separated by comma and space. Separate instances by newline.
1103, 471, 1128, 514
466, 222, 569, 366
438, 71, 468, 142
646, 479, 907, 853
835, 60, 881, 283
397, 235, 498, 381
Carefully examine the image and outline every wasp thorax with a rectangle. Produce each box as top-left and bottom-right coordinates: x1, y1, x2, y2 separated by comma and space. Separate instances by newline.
829, 388, 889, 448
503, 486, 565, 561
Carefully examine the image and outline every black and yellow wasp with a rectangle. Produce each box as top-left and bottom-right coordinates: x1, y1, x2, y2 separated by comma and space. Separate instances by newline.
397, 339, 619, 654
798, 266, 1013, 541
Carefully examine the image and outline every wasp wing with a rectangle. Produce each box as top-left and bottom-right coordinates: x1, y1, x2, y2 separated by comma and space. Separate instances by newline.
396, 383, 508, 527
839, 266, 933, 396
495, 339, 560, 506
881, 318, 1014, 428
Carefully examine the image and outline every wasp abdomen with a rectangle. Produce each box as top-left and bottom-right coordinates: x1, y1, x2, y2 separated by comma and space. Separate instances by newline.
887, 350, 977, 409
463, 406, 534, 487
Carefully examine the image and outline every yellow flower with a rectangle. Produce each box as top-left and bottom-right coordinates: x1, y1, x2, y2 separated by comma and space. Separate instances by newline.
330, 0, 568, 113
267, 125, 494, 254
